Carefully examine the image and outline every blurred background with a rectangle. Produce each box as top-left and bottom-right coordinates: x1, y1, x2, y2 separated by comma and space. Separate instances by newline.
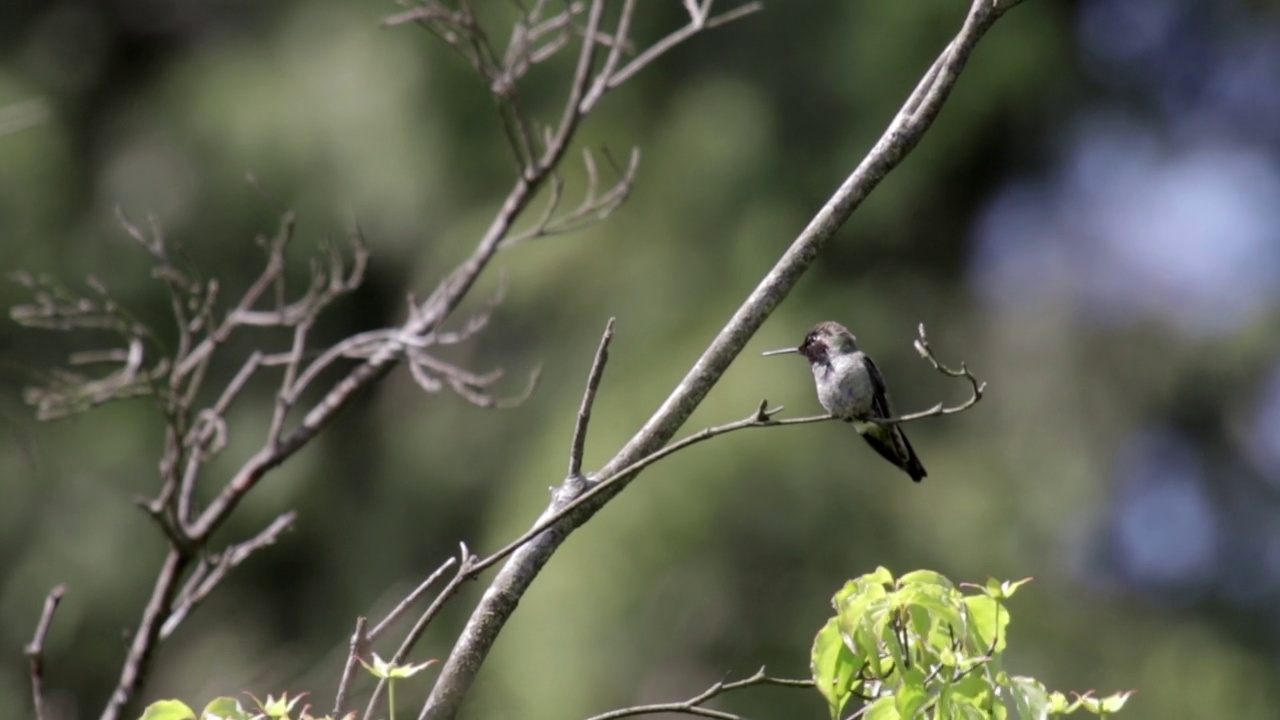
3, 0, 1280, 718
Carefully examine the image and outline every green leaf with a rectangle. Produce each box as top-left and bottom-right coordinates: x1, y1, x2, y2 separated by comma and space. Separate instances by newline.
983, 577, 1033, 600
900, 605, 946, 669
834, 567, 894, 611
863, 696, 901, 720
832, 579, 862, 607
865, 566, 896, 587
1098, 690, 1136, 713
201, 697, 247, 720
911, 590, 965, 657
815, 571, 1128, 720
858, 622, 886, 678
962, 595, 1009, 654
1009, 675, 1051, 720
946, 666, 993, 706
1075, 691, 1134, 715
999, 578, 1033, 599
958, 704, 994, 720
137, 700, 197, 720
257, 693, 304, 718
898, 569, 954, 590
837, 584, 885, 642
812, 617, 859, 719
894, 667, 927, 718
869, 601, 903, 665
1077, 694, 1103, 714
938, 644, 958, 667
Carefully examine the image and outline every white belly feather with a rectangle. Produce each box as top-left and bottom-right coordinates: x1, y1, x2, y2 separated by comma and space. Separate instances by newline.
812, 351, 875, 419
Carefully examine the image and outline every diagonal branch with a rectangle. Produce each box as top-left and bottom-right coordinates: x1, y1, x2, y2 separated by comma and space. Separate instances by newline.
368, 556, 460, 643
420, 1, 1025, 717
467, 400, 829, 582
159, 512, 296, 639
14, 3, 762, 717
380, 333, 972, 715
364, 545, 476, 720
342, 549, 483, 720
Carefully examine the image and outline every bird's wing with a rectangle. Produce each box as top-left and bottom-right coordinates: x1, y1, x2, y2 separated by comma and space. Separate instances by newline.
862, 353, 895, 420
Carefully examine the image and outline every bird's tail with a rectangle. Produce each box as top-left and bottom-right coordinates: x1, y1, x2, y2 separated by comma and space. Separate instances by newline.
858, 422, 927, 482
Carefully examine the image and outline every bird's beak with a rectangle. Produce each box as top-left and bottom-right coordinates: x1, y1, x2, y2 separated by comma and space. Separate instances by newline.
761, 347, 800, 357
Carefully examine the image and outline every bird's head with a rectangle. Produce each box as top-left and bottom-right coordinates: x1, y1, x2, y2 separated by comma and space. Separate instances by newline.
763, 321, 858, 365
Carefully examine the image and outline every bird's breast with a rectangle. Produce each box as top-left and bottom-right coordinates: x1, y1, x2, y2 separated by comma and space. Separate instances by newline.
813, 354, 874, 419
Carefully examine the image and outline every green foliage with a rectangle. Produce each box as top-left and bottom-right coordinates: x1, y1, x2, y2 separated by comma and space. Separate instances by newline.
811, 568, 1133, 720
358, 652, 437, 680
136, 693, 348, 720
357, 653, 438, 720
135, 655, 436, 720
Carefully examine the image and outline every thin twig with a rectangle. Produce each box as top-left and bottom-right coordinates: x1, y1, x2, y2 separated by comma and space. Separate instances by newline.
26, 584, 67, 720
364, 546, 475, 720
857, 323, 985, 426
543, 0, 605, 172
173, 212, 296, 381
582, 667, 814, 720
368, 556, 460, 642
568, 318, 616, 478
160, 512, 296, 639
580, 0, 638, 111
266, 320, 311, 448
600, 2, 765, 100
333, 616, 369, 718
500, 147, 642, 249
464, 400, 828, 583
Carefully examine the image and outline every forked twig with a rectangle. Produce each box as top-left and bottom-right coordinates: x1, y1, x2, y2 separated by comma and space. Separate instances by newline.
874, 323, 984, 425
25, 585, 67, 720
362, 546, 476, 720
582, 667, 813, 720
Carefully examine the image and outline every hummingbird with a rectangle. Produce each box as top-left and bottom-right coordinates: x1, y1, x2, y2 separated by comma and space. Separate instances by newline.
763, 321, 927, 482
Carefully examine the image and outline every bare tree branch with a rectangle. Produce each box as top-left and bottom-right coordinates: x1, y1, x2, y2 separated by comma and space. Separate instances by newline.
32, 211, 371, 720
462, 399, 829, 582
582, 667, 814, 720
420, 1, 1024, 717
500, 147, 642, 249
368, 556, 460, 643
874, 323, 985, 425
159, 512, 296, 639
596, 2, 764, 103
25, 584, 67, 720
546, 0, 605, 171
11, 0, 1008, 717
568, 318, 616, 478
333, 616, 369, 718
363, 545, 476, 720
